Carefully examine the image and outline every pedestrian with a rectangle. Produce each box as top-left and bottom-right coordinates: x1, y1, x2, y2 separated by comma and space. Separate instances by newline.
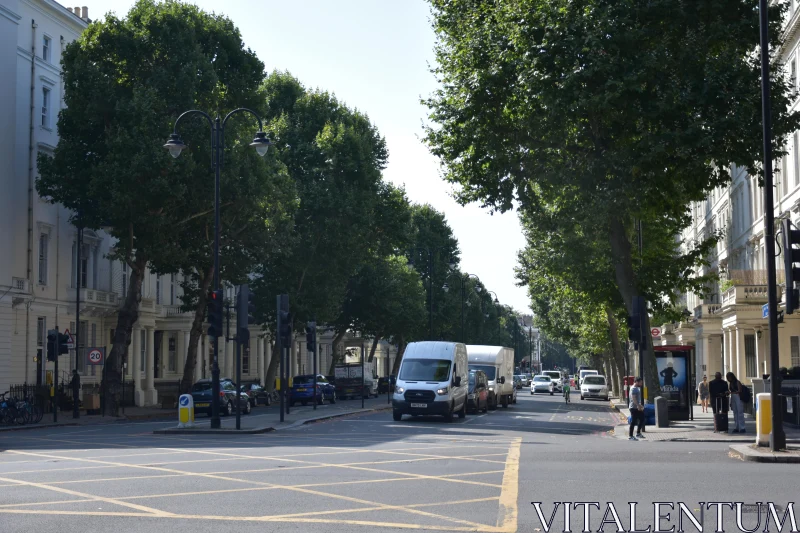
697, 375, 710, 413
70, 369, 80, 419
726, 372, 746, 434
709, 371, 728, 432
628, 376, 644, 441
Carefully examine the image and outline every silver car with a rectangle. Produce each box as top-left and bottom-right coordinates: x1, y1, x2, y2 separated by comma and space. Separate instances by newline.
530, 375, 554, 395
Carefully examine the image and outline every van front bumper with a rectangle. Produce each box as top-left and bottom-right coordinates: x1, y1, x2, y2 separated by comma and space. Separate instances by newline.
392, 399, 450, 416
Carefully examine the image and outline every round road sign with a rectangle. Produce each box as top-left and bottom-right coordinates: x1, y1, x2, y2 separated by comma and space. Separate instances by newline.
88, 349, 103, 364
650, 327, 662, 337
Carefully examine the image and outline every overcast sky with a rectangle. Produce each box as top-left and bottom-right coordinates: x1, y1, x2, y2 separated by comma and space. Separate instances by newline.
66, 0, 532, 314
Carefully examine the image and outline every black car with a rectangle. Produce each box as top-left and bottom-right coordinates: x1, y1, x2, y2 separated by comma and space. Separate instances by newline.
191, 378, 251, 417
467, 370, 489, 414
240, 382, 270, 407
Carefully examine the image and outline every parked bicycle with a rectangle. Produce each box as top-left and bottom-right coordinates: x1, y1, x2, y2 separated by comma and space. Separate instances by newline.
1, 391, 45, 426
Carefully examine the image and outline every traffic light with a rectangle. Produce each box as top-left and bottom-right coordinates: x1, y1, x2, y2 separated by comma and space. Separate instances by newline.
207, 289, 223, 337
782, 219, 800, 314
627, 296, 646, 344
47, 330, 57, 362
58, 332, 69, 355
306, 321, 317, 353
237, 284, 256, 343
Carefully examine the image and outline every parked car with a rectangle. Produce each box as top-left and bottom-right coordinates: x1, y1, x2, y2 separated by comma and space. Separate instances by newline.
580, 375, 609, 401
240, 382, 270, 407
289, 375, 337, 406
515, 374, 529, 388
531, 375, 554, 395
191, 378, 251, 416
513, 375, 522, 389
468, 370, 489, 413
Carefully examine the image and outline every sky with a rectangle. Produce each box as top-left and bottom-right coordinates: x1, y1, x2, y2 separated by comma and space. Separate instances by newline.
65, 0, 531, 314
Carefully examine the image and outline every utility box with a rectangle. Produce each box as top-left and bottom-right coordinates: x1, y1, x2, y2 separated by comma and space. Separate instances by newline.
84, 394, 100, 410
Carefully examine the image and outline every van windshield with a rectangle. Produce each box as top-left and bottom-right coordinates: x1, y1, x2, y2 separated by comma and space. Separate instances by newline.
399, 359, 452, 382
469, 365, 496, 380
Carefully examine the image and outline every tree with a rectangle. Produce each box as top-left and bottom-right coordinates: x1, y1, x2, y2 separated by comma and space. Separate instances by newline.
37, 0, 267, 414
424, 0, 799, 399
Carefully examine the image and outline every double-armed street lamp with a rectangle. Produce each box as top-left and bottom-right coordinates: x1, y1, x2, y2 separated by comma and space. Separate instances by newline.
408, 247, 455, 340
165, 108, 271, 429
442, 274, 498, 343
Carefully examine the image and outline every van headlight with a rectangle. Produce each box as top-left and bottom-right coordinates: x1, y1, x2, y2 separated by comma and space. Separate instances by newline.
436, 386, 449, 395
468, 393, 475, 399
395, 386, 405, 394
488, 386, 494, 391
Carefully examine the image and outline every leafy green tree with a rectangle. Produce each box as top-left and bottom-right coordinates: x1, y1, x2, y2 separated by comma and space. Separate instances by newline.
37, 0, 266, 413
424, 0, 797, 399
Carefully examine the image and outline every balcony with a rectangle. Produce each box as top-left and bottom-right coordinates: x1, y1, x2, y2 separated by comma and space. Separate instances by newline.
160, 304, 190, 318
79, 288, 119, 316
693, 304, 721, 320
721, 285, 771, 307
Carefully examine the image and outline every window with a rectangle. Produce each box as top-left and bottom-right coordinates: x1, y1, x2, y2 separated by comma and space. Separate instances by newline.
170, 274, 175, 305
793, 336, 800, 368
81, 252, 88, 288
745, 334, 756, 378
156, 277, 161, 305
168, 335, 176, 372
140, 329, 145, 374
38, 233, 48, 285
121, 262, 128, 298
41, 87, 50, 127
42, 35, 50, 62
37, 317, 45, 347
243, 345, 250, 374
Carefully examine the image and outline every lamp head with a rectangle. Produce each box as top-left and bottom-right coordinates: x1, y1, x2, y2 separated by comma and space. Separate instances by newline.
250, 131, 272, 157
442, 283, 450, 293
163, 133, 186, 159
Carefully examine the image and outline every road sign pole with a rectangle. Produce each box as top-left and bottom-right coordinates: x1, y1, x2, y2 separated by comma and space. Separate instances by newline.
53, 327, 58, 423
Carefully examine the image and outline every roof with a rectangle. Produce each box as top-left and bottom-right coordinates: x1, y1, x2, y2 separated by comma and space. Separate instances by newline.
465, 345, 510, 357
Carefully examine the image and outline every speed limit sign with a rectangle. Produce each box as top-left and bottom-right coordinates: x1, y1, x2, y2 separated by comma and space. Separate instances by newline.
86, 347, 105, 365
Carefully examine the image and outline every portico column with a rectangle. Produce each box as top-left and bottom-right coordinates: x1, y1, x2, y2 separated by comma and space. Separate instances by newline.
132, 327, 143, 406
226, 339, 235, 379
194, 334, 202, 382
754, 329, 761, 380
257, 337, 265, 385
263, 339, 272, 387
145, 327, 157, 406
734, 326, 744, 380
182, 331, 190, 378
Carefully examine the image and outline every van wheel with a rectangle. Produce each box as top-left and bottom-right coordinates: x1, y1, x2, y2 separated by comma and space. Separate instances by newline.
501, 396, 508, 408
392, 411, 402, 421
458, 399, 467, 419
444, 404, 454, 422
489, 395, 498, 410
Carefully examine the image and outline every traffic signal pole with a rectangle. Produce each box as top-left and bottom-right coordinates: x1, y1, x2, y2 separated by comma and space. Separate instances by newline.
759, 0, 786, 451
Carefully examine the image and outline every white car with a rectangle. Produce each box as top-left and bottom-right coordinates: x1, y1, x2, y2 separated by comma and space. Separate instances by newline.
541, 370, 563, 392
530, 375, 554, 395
580, 375, 609, 401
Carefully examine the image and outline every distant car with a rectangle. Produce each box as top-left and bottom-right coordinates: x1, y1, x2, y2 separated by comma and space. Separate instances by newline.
240, 382, 270, 407
580, 375, 609, 401
513, 375, 523, 389
191, 378, 251, 416
468, 370, 489, 413
289, 374, 337, 406
516, 374, 530, 388
531, 375, 554, 395
541, 371, 564, 392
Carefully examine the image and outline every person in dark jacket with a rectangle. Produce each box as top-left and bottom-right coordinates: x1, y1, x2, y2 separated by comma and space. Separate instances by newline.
708, 372, 728, 431
660, 362, 678, 387
70, 370, 80, 419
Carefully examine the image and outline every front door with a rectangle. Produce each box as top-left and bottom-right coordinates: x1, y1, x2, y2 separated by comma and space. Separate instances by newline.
154, 331, 164, 379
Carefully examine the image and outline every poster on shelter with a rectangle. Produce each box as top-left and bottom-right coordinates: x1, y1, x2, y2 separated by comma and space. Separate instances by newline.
656, 353, 687, 408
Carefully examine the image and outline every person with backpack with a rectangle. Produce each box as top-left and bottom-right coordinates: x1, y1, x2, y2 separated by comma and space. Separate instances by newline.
726, 372, 746, 434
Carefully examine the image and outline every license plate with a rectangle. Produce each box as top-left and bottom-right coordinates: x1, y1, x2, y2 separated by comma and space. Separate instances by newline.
296, 388, 307, 392
196, 403, 209, 407
410, 403, 427, 408
345, 389, 354, 393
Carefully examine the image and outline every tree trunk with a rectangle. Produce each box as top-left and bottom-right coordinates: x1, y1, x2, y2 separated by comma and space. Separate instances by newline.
391, 335, 407, 376
180, 265, 214, 394
104, 255, 147, 417
367, 335, 381, 362
327, 329, 347, 375
265, 340, 278, 392
606, 307, 627, 399
608, 216, 660, 401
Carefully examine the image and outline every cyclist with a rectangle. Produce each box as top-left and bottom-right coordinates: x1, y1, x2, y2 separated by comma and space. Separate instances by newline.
563, 381, 571, 404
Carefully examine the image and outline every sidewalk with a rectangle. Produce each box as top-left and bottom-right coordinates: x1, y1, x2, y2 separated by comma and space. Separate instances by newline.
608, 398, 800, 442
0, 396, 392, 433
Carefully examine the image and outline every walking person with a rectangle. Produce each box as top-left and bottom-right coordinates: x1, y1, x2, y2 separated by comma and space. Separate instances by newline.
726, 372, 746, 433
709, 372, 729, 432
70, 369, 80, 419
697, 376, 710, 413
628, 377, 644, 441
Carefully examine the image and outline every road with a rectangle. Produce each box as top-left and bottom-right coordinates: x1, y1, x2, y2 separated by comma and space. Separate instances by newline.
0, 391, 796, 532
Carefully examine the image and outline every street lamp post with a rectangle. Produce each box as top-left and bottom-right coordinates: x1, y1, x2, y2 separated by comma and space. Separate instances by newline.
409, 247, 454, 340
442, 273, 488, 343
165, 108, 271, 429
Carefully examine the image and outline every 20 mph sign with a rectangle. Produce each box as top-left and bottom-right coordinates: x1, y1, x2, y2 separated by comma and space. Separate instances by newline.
86, 347, 105, 366
650, 327, 662, 338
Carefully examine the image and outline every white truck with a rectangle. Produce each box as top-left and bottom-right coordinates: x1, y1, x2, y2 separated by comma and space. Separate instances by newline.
466, 345, 515, 409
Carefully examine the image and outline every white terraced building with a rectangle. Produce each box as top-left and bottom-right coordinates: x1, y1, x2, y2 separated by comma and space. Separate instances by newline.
0, 0, 397, 406
660, 3, 800, 386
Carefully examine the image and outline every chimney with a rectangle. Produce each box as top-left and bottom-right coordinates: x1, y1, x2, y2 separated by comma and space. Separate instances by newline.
81, 6, 88, 20
66, 7, 73, 13
74, 7, 80, 17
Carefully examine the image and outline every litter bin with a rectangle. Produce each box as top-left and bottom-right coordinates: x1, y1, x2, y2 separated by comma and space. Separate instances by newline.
643, 403, 656, 426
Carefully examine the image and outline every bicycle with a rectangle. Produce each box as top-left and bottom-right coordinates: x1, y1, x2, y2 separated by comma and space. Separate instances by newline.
0, 392, 25, 425
563, 387, 571, 404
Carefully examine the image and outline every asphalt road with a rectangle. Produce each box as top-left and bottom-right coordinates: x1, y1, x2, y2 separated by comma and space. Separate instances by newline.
0, 390, 796, 532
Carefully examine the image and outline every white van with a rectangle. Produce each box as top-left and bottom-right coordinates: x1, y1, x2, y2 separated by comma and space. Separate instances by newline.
579, 369, 598, 386
466, 345, 515, 409
542, 370, 564, 392
392, 341, 469, 422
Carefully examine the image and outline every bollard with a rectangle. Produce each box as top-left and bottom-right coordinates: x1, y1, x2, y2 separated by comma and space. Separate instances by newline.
756, 392, 771, 447
654, 396, 669, 428
178, 394, 195, 429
